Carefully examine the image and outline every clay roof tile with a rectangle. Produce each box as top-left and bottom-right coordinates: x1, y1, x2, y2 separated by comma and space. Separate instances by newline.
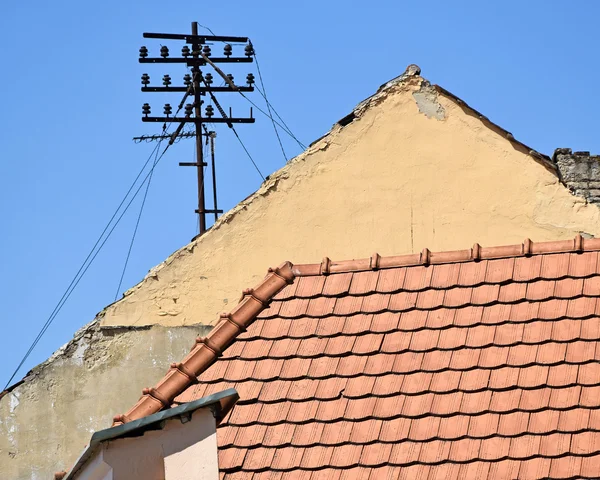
115, 238, 600, 477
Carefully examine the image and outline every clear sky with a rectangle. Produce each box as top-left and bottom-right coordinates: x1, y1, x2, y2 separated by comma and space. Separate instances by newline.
1, 1, 599, 387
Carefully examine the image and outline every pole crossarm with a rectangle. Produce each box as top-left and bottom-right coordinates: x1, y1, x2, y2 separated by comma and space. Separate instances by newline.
133, 132, 203, 142
139, 57, 252, 65
142, 86, 254, 93
142, 117, 255, 124
143, 32, 249, 43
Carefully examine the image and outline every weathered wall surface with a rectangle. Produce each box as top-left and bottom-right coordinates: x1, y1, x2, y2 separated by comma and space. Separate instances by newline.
0, 320, 210, 479
104, 74, 600, 329
554, 148, 600, 204
3, 69, 600, 479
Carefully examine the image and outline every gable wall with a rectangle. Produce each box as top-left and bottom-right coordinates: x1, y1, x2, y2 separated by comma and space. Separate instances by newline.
104, 75, 600, 329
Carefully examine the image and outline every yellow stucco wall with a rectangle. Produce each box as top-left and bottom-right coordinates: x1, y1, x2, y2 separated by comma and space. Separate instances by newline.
104, 73, 600, 328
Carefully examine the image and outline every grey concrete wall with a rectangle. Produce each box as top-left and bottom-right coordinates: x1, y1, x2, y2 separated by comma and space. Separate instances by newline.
0, 319, 210, 480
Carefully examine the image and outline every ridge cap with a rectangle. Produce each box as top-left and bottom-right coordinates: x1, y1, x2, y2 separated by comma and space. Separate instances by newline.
291, 235, 599, 277
112, 261, 295, 426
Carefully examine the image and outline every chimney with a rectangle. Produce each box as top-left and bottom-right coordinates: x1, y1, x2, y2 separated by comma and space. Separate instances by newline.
553, 148, 600, 204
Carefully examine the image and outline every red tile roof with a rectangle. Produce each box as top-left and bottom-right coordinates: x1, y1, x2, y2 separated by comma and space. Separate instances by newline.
116, 236, 600, 478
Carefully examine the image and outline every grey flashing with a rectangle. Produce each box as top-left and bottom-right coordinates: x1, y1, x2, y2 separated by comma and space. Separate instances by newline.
64, 388, 238, 480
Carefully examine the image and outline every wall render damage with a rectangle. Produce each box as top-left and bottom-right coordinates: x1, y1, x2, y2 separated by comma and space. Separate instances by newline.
0, 317, 210, 479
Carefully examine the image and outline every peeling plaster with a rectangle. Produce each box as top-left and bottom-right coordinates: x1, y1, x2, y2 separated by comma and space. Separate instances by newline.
0, 319, 210, 479
9, 391, 19, 414
412, 81, 446, 120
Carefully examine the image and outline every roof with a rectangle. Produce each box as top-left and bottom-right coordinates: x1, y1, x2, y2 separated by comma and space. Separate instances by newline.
116, 235, 600, 479
64, 388, 238, 480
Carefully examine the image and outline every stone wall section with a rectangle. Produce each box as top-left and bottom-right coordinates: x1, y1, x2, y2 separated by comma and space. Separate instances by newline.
554, 148, 600, 204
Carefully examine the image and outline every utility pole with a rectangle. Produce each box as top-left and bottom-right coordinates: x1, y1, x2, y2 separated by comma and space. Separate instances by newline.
137, 22, 256, 235
191, 22, 206, 232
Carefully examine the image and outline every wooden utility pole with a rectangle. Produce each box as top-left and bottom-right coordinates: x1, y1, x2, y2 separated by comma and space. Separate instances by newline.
137, 22, 256, 235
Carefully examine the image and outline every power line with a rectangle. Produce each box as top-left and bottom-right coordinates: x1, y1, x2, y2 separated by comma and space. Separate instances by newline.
3, 140, 173, 391
238, 89, 306, 151
195, 69, 265, 184
254, 84, 306, 151
230, 126, 265, 181
2, 139, 161, 390
252, 48, 287, 162
114, 138, 163, 301
196, 23, 217, 37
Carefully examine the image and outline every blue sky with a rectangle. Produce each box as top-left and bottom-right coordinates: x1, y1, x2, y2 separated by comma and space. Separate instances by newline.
1, 1, 599, 387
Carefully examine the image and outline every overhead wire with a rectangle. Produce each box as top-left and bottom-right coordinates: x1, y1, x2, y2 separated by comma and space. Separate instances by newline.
3, 88, 197, 389
251, 48, 287, 162
2, 139, 161, 389
196, 26, 305, 154
3, 137, 174, 390
254, 84, 306, 150
196, 24, 217, 37
192, 24, 305, 151
113, 83, 199, 299
231, 127, 265, 181
199, 73, 266, 182
238, 89, 306, 151
114, 137, 164, 301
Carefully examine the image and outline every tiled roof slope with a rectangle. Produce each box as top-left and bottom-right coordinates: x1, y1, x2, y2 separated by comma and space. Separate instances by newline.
122, 236, 600, 479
